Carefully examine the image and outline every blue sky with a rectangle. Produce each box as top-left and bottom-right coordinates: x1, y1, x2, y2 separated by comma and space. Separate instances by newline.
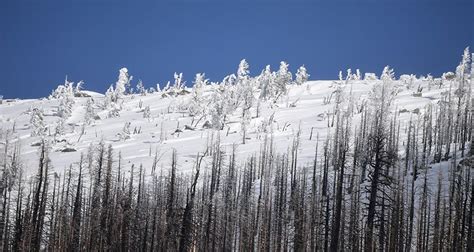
0, 0, 472, 98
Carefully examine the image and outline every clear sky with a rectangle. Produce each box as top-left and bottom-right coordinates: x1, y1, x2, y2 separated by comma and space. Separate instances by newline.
0, 0, 472, 99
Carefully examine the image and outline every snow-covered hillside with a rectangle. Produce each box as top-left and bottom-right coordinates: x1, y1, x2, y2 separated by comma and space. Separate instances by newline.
0, 52, 472, 251
0, 77, 457, 176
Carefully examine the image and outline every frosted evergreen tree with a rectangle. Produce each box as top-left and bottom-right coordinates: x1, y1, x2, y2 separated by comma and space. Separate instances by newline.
115, 67, 132, 99
453, 47, 471, 155
50, 76, 75, 99
107, 102, 121, 118
381, 66, 395, 82
460, 47, 471, 70
105, 81, 123, 117
209, 91, 225, 130
400, 74, 417, 89
189, 73, 208, 116
236, 59, 255, 141
74, 80, 84, 95
238, 78, 255, 110
233, 59, 254, 129
163, 81, 171, 93
240, 106, 251, 144
295, 65, 309, 85
119, 122, 131, 140
347, 69, 353, 80
136, 80, 147, 96
193, 73, 207, 90
30, 107, 46, 136
222, 73, 237, 86
424, 74, 434, 90
237, 59, 250, 82
258, 65, 275, 99
54, 118, 66, 137
84, 98, 96, 125
51, 76, 76, 120
455, 47, 470, 94
223, 86, 239, 117
143, 105, 151, 119
104, 85, 115, 106
156, 83, 162, 93
173, 72, 185, 91
208, 86, 238, 130
57, 96, 73, 119
275, 61, 292, 96
355, 69, 362, 80
236, 60, 255, 110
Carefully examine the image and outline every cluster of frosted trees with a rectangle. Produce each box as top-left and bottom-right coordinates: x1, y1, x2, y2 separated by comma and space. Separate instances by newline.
1, 49, 472, 251
95, 60, 309, 143
182, 60, 308, 144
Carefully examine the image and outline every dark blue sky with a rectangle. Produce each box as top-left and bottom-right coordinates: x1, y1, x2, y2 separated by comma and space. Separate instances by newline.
1, 0, 472, 98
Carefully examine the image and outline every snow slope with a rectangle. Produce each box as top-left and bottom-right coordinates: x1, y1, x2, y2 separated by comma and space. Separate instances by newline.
0, 79, 455, 180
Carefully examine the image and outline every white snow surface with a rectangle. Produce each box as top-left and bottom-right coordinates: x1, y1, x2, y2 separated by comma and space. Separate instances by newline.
0, 80, 459, 179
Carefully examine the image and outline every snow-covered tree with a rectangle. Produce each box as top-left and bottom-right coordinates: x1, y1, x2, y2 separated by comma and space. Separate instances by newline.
50, 76, 78, 99
400, 74, 417, 89
136, 80, 147, 96
258, 65, 275, 99
104, 85, 115, 106
456, 47, 471, 88
237, 59, 250, 82
119, 122, 131, 140
104, 80, 124, 117
54, 118, 66, 137
74, 80, 84, 94
173, 72, 185, 91
30, 107, 46, 136
207, 85, 238, 130
115, 67, 132, 99
347, 69, 353, 80
57, 97, 73, 119
143, 105, 151, 119
155, 83, 161, 93
163, 81, 171, 93
381, 66, 395, 82
423, 74, 434, 90
235, 60, 256, 142
222, 73, 237, 86
230, 59, 255, 132
274, 61, 292, 96
238, 79, 255, 110
107, 102, 121, 118
84, 98, 96, 125
240, 106, 251, 144
194, 73, 208, 90
371, 68, 397, 111
295, 65, 309, 85
209, 91, 225, 130
51, 76, 76, 120
355, 69, 362, 80
189, 73, 208, 116
339, 69, 360, 82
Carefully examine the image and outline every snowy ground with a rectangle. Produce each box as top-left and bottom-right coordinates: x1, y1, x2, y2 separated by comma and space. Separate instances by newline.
0, 79, 456, 182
